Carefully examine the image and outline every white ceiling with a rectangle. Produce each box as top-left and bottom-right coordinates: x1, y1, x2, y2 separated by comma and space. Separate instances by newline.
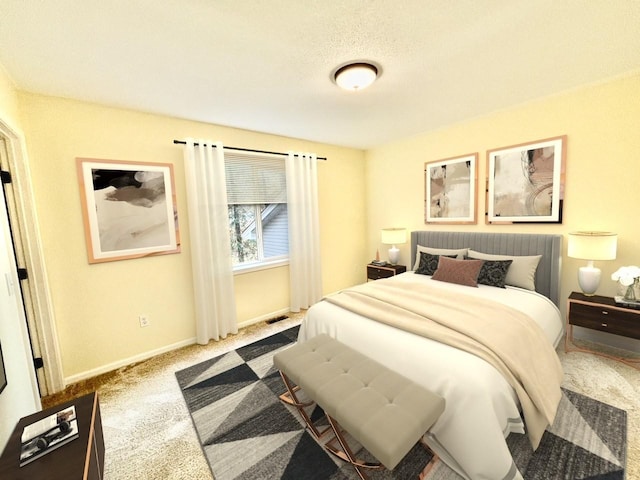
1, 1, 640, 150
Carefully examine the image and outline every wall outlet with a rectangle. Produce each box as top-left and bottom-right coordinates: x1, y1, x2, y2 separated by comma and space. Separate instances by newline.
139, 314, 150, 327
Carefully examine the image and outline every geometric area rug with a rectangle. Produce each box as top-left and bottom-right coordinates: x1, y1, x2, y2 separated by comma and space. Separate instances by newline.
176, 326, 627, 480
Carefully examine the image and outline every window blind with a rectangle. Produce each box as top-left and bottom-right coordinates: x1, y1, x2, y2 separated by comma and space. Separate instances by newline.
225, 152, 286, 205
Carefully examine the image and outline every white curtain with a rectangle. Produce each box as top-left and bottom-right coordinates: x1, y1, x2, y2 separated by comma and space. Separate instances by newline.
183, 139, 237, 343
286, 152, 322, 312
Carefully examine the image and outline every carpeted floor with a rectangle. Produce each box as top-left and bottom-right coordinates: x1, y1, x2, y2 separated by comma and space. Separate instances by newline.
175, 326, 627, 480
43, 314, 640, 480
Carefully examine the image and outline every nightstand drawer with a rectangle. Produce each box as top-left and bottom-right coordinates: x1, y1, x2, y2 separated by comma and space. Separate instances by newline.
366, 264, 406, 281
569, 302, 640, 340
367, 266, 394, 280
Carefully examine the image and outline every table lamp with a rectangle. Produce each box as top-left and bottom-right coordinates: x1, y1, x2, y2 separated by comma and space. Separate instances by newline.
567, 231, 617, 295
381, 228, 407, 265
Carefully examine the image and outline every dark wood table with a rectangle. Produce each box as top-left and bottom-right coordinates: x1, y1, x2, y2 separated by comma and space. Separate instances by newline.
0, 391, 104, 479
565, 291, 640, 369
366, 263, 407, 281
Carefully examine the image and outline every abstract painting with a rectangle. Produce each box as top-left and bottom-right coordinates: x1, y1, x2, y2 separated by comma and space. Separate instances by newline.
487, 136, 566, 224
425, 153, 477, 224
77, 158, 180, 263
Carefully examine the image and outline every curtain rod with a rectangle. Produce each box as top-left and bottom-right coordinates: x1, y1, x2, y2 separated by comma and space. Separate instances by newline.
173, 139, 327, 161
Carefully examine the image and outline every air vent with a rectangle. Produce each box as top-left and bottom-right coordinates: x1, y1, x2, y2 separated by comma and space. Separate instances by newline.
265, 315, 288, 325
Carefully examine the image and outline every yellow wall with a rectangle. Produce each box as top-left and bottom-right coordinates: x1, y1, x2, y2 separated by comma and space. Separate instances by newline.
8, 71, 640, 382
366, 72, 640, 347
17, 93, 367, 380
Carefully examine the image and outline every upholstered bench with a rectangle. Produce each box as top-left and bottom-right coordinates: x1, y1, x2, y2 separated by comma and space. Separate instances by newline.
273, 334, 445, 479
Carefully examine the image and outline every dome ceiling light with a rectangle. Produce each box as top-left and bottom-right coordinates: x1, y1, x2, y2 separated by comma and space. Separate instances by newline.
333, 62, 379, 91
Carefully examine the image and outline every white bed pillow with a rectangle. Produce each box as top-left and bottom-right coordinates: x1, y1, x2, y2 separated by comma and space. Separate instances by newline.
413, 245, 469, 270
467, 249, 542, 291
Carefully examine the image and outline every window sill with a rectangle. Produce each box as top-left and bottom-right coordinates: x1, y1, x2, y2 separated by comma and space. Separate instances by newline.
233, 258, 289, 275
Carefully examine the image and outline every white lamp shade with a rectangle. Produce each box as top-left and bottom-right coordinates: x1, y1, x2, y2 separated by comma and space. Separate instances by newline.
381, 228, 407, 245
567, 232, 617, 260
334, 63, 378, 91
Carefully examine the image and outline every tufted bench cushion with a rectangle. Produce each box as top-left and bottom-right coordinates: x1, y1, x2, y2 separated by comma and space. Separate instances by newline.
273, 333, 445, 472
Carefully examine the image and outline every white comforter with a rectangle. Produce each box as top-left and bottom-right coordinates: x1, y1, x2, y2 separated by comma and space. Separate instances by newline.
298, 272, 564, 480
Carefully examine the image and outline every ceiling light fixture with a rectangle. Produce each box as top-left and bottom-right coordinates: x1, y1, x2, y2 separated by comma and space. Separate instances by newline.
333, 62, 379, 91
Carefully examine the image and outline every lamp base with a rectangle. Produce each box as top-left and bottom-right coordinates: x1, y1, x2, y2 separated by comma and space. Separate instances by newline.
578, 265, 601, 296
388, 246, 400, 265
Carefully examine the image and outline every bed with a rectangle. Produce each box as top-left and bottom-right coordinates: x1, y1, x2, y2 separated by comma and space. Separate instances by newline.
298, 231, 564, 480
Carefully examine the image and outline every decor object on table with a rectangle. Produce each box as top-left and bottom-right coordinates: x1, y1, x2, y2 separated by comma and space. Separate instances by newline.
567, 231, 617, 295
175, 326, 628, 480
487, 136, 566, 224
425, 153, 477, 224
20, 405, 78, 466
76, 158, 180, 263
611, 265, 640, 301
381, 227, 407, 265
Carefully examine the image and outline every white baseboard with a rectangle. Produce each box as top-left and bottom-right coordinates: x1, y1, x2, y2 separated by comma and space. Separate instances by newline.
63, 307, 292, 387
63, 337, 197, 386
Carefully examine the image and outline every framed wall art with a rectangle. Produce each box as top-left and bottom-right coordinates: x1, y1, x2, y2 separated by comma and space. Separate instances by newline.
425, 153, 477, 224
486, 136, 566, 224
77, 158, 180, 264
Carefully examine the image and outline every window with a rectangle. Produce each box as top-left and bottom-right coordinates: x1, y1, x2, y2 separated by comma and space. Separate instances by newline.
225, 152, 288, 270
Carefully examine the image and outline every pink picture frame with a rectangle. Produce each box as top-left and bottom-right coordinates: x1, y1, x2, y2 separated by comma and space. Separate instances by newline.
486, 136, 566, 224
77, 158, 180, 263
425, 153, 478, 224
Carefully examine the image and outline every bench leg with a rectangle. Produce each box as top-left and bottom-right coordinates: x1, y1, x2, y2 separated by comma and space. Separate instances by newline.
324, 415, 384, 480
323, 421, 439, 480
418, 437, 439, 479
277, 371, 331, 440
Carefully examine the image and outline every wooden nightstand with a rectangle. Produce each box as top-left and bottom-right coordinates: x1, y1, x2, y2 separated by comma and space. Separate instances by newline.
367, 263, 406, 281
565, 291, 640, 369
0, 391, 104, 479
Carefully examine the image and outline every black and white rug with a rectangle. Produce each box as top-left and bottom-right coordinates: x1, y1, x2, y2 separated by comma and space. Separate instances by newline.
175, 326, 627, 480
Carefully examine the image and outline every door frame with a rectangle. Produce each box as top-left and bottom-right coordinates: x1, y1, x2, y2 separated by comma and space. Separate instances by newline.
0, 117, 63, 394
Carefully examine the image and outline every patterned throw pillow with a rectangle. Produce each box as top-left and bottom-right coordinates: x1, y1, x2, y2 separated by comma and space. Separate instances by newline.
413, 245, 469, 269
466, 257, 513, 288
415, 252, 456, 276
432, 256, 484, 287
466, 250, 541, 291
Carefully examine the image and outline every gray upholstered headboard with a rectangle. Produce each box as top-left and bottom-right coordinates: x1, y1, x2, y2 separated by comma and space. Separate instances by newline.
411, 231, 563, 306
